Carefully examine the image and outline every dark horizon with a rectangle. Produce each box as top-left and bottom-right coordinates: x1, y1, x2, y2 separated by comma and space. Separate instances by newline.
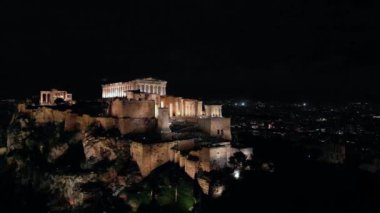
1, 1, 380, 102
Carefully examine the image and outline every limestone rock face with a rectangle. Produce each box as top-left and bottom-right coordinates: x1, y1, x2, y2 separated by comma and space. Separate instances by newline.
82, 135, 128, 165
49, 173, 98, 207
48, 143, 69, 163
7, 123, 31, 151
32, 107, 68, 124
3, 111, 146, 211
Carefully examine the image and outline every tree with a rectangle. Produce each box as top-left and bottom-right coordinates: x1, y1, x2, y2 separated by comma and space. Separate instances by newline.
229, 151, 247, 169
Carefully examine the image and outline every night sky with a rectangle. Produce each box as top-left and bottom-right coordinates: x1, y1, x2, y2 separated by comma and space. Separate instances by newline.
1, 1, 380, 102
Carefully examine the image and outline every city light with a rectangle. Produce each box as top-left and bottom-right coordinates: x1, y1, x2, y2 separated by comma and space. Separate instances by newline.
233, 170, 240, 179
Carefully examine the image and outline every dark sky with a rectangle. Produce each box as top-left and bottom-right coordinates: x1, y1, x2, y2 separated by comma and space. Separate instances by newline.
1, 1, 380, 102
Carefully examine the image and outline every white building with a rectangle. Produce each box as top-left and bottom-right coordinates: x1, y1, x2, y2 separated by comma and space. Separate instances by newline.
102, 77, 167, 98
40, 89, 74, 106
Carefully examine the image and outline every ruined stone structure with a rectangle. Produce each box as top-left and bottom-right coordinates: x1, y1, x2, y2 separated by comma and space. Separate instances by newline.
204, 105, 222, 117
197, 117, 232, 140
103, 77, 205, 118
40, 89, 74, 106
159, 96, 203, 118
198, 143, 232, 172
30, 77, 250, 197
129, 139, 251, 179
110, 99, 155, 118
102, 78, 246, 183
102, 77, 167, 98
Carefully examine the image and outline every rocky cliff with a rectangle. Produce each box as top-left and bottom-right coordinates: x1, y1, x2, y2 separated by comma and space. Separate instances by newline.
3, 111, 142, 212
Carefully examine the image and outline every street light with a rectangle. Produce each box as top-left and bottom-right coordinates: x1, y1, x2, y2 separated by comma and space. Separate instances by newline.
233, 170, 240, 179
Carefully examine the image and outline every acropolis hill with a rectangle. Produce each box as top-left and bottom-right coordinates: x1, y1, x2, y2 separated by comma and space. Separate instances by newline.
13, 77, 252, 199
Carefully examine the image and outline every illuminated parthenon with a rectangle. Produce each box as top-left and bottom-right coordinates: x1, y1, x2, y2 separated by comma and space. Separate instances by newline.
102, 77, 223, 120
102, 77, 167, 98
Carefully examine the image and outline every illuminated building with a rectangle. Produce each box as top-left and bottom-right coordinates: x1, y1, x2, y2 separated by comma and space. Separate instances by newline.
40, 89, 74, 106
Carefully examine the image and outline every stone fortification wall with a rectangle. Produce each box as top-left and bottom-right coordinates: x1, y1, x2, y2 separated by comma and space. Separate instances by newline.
18, 104, 156, 135
110, 99, 155, 118
130, 139, 196, 177
197, 117, 232, 140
